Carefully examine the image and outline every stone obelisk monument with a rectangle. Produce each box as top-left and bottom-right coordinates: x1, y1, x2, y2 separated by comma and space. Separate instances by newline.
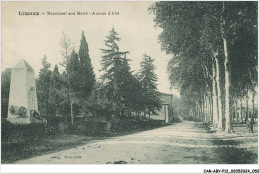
7, 59, 38, 124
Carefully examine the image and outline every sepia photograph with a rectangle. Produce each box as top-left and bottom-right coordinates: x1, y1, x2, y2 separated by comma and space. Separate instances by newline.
1, 1, 259, 173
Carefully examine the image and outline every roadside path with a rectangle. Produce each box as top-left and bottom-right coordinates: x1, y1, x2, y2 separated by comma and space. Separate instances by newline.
16, 121, 258, 164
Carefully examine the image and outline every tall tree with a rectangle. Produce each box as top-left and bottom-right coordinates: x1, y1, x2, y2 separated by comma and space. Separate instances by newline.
78, 31, 96, 103
220, 2, 257, 132
211, 60, 219, 125
36, 55, 52, 117
221, 2, 233, 133
1, 68, 11, 118
60, 32, 74, 125
229, 1, 258, 123
150, 1, 257, 133
100, 28, 129, 119
67, 49, 81, 117
123, 72, 146, 116
49, 65, 63, 116
58, 72, 72, 117
139, 54, 161, 117
85, 82, 114, 120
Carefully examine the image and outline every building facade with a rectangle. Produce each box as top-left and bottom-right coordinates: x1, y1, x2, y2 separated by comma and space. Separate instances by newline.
150, 92, 174, 123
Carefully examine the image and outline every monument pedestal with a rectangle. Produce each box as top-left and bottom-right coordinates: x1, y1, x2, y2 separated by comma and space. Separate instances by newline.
6, 117, 31, 124
6, 117, 46, 124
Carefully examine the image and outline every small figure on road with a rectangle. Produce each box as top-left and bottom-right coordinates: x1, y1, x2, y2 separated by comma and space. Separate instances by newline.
247, 120, 254, 133
249, 120, 254, 133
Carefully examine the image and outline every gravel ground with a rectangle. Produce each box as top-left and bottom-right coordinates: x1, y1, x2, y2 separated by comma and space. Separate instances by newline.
15, 120, 258, 164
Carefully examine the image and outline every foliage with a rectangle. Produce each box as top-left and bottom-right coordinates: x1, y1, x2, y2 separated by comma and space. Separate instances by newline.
1, 119, 46, 144
1, 68, 11, 118
36, 55, 52, 117
67, 49, 81, 107
78, 31, 96, 102
84, 82, 114, 120
139, 54, 161, 116
150, 1, 257, 131
100, 28, 130, 118
48, 65, 64, 116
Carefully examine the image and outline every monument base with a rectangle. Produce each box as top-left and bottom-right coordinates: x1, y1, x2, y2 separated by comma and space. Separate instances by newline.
6, 117, 46, 124
6, 117, 31, 124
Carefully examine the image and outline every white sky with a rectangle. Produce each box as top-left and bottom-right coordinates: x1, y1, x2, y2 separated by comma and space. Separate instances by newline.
1, 1, 180, 97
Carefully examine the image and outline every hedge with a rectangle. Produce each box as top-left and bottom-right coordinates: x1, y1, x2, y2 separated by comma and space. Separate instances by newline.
1, 119, 46, 144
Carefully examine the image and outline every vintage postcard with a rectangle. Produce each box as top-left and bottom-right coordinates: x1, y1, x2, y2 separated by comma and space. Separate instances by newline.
1, 1, 258, 173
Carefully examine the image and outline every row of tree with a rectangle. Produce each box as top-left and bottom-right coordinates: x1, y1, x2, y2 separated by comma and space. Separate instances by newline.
29, 28, 161, 124
150, 1, 257, 133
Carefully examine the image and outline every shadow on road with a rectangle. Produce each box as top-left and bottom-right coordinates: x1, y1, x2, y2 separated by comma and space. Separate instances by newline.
212, 139, 258, 164
195, 121, 258, 164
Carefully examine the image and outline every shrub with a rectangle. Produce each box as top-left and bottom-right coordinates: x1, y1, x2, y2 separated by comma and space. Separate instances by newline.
73, 118, 107, 135
72, 117, 164, 136
44, 116, 70, 135
1, 119, 46, 144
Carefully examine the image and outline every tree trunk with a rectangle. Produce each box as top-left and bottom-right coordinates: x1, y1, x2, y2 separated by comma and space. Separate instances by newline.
198, 103, 200, 121
193, 106, 195, 120
235, 100, 238, 122
210, 95, 213, 123
205, 96, 209, 122
223, 34, 232, 133
201, 100, 203, 122
206, 97, 208, 122
215, 56, 223, 130
61, 32, 74, 127
202, 97, 205, 122
204, 96, 206, 122
69, 100, 73, 126
200, 101, 203, 122
252, 91, 255, 122
207, 96, 209, 123
65, 56, 74, 126
240, 97, 243, 122
195, 103, 198, 120
68, 75, 74, 126
66, 56, 73, 125
138, 111, 141, 120
212, 56, 219, 126
208, 96, 210, 123
209, 95, 211, 123
222, 2, 232, 133
195, 103, 199, 120
198, 102, 201, 121
246, 88, 249, 122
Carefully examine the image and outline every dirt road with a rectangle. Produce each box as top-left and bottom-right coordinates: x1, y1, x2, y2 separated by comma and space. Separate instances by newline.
16, 121, 258, 164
